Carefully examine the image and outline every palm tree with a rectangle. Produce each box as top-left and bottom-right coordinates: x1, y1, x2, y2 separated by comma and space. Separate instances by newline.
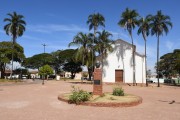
137, 15, 152, 86
149, 10, 172, 87
87, 13, 105, 37
4, 12, 26, 78
4, 12, 26, 44
95, 30, 114, 76
118, 8, 139, 85
87, 12, 105, 72
69, 32, 94, 80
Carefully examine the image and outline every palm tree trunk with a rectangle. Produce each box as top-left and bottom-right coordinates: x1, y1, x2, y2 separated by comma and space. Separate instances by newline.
92, 27, 97, 80
145, 39, 148, 86
157, 35, 160, 87
130, 34, 136, 86
10, 37, 15, 79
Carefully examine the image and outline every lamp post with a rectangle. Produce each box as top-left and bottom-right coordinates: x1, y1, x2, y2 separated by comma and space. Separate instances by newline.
42, 44, 47, 85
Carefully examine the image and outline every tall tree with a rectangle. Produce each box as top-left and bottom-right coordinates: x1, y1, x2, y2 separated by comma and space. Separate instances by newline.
137, 15, 152, 86
69, 32, 94, 80
158, 53, 175, 78
173, 49, 180, 75
69, 32, 93, 65
51, 50, 64, 75
150, 10, 172, 87
63, 61, 82, 79
87, 12, 105, 73
39, 64, 53, 80
4, 12, 26, 78
95, 30, 114, 80
0, 41, 25, 78
157, 49, 180, 78
118, 8, 139, 85
23, 53, 53, 69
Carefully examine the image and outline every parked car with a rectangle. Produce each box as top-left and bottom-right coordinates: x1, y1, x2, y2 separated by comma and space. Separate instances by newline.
147, 79, 153, 83
7, 75, 19, 79
48, 75, 56, 80
164, 79, 170, 83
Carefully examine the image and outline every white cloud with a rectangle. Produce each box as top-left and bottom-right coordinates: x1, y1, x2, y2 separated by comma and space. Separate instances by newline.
22, 35, 43, 41
27, 24, 88, 34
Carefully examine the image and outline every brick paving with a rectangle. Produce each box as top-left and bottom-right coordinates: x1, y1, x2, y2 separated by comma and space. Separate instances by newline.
0, 80, 180, 120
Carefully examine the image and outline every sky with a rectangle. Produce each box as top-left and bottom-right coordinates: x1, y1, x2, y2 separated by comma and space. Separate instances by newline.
0, 0, 180, 73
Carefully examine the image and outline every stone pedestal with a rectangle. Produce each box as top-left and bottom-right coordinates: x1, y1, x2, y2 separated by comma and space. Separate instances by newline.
93, 68, 103, 95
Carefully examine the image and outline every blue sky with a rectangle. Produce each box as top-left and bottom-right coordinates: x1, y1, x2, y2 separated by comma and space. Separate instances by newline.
0, 0, 180, 72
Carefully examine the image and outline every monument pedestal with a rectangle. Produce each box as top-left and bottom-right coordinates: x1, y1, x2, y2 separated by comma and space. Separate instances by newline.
93, 68, 103, 95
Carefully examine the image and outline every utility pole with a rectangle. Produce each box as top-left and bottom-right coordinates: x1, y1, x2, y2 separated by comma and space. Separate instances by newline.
42, 43, 47, 85
42, 44, 47, 53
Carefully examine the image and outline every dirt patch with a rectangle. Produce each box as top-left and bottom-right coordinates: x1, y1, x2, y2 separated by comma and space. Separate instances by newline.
58, 93, 142, 107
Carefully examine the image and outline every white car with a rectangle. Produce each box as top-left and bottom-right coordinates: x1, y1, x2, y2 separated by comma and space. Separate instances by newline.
7, 75, 19, 79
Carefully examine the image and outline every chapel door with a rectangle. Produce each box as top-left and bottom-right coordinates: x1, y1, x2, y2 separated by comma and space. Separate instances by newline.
115, 70, 123, 82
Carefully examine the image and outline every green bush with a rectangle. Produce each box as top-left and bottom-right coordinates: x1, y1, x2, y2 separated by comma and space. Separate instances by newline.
82, 72, 88, 78
69, 86, 91, 104
112, 86, 124, 96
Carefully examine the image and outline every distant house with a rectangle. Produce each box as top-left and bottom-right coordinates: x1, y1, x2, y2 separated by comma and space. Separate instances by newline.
29, 70, 39, 79
101, 39, 146, 84
64, 72, 82, 80
0, 70, 11, 79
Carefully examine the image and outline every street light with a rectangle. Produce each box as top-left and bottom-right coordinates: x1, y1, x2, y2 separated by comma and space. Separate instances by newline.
42, 44, 47, 85
42, 44, 47, 53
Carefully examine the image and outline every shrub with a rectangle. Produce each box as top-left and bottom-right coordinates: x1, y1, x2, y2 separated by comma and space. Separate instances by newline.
82, 72, 88, 78
112, 86, 124, 96
69, 86, 91, 104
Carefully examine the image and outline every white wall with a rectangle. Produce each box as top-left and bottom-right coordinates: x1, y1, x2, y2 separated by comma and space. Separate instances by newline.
102, 39, 146, 84
135, 54, 146, 83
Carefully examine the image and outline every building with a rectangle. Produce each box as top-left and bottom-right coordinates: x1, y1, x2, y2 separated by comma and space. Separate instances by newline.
102, 39, 146, 84
0, 70, 11, 79
64, 72, 82, 80
29, 70, 39, 79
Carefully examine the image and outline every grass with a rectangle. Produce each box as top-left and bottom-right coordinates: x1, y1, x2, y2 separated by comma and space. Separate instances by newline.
61, 93, 140, 103
91, 93, 140, 103
0, 79, 23, 83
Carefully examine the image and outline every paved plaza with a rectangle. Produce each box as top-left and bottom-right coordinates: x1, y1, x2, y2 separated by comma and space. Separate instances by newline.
0, 80, 180, 120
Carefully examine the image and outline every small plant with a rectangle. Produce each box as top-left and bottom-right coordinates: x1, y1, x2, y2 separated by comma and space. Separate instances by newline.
82, 72, 88, 78
112, 86, 125, 96
69, 86, 91, 104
